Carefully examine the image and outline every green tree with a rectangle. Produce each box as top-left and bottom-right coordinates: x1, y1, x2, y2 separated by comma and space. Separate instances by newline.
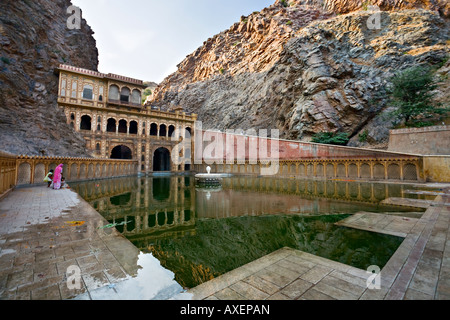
142, 88, 153, 103
387, 65, 446, 127
311, 132, 349, 146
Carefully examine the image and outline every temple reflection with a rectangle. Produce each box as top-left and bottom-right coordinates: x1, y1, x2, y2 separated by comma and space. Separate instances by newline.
71, 175, 427, 288
71, 176, 425, 249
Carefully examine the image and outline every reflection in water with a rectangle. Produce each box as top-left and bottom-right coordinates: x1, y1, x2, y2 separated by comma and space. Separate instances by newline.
72, 176, 426, 289
93, 252, 192, 300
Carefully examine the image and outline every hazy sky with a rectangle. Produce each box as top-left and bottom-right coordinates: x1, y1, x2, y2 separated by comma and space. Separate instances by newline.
71, 0, 274, 83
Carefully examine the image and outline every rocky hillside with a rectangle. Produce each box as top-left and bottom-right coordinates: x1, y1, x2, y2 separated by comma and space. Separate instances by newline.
0, 0, 98, 157
149, 0, 449, 147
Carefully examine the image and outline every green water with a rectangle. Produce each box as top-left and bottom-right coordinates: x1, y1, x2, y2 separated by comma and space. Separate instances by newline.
71, 175, 425, 289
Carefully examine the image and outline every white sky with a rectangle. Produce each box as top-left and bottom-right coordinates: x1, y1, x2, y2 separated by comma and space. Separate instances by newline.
71, 0, 274, 83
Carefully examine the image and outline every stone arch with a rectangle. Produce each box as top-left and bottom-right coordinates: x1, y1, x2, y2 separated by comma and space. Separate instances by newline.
111, 145, 133, 160
153, 147, 171, 172
337, 163, 346, 178
88, 163, 95, 178
118, 119, 127, 134
348, 163, 358, 178
80, 115, 92, 131
388, 163, 401, 180
120, 87, 130, 103
373, 163, 385, 180
360, 163, 371, 179
185, 127, 192, 139
403, 163, 418, 181
102, 164, 108, 176
107, 118, 117, 133
150, 123, 158, 136
34, 163, 46, 184
298, 164, 305, 176
108, 85, 120, 100
129, 120, 138, 135
326, 163, 335, 178
70, 163, 78, 180
289, 164, 295, 175
316, 164, 324, 177
96, 164, 102, 177
168, 124, 175, 138
131, 89, 141, 104
80, 163, 87, 180
307, 164, 314, 177
17, 163, 31, 185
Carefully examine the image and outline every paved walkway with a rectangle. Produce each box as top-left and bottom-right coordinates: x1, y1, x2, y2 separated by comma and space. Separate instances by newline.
0, 185, 449, 300
188, 190, 450, 300
0, 186, 142, 300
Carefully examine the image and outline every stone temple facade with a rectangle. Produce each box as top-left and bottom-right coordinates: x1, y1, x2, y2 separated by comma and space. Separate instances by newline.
56, 65, 196, 174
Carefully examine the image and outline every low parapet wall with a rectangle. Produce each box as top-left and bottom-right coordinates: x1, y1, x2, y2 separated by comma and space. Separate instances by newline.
195, 129, 422, 162
0, 152, 139, 193
388, 125, 450, 155
193, 130, 449, 183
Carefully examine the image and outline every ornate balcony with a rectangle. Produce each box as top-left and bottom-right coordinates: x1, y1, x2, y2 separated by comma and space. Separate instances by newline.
108, 99, 142, 109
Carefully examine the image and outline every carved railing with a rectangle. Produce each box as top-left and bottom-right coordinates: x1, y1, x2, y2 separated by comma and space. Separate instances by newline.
0, 151, 17, 196
15, 155, 139, 186
0, 153, 139, 188
195, 157, 424, 182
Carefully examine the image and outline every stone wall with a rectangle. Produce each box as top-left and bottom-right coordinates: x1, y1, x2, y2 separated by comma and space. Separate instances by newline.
195, 129, 422, 163
388, 126, 450, 155
423, 156, 450, 183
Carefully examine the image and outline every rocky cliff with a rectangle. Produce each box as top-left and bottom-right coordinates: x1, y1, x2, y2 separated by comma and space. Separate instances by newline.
149, 0, 449, 147
0, 0, 98, 157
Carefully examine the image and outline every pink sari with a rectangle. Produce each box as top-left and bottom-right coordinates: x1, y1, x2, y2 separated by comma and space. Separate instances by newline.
53, 164, 63, 190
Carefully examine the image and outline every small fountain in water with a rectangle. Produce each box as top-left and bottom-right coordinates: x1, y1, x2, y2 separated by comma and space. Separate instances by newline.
195, 166, 223, 187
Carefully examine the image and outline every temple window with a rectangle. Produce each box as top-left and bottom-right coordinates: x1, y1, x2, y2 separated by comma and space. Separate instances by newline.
71, 81, 77, 98
108, 85, 119, 101
107, 118, 116, 133
168, 125, 175, 138
120, 87, 130, 103
150, 123, 158, 136
61, 79, 66, 96
118, 120, 128, 134
129, 121, 138, 135
131, 89, 141, 105
83, 84, 93, 100
99, 86, 104, 101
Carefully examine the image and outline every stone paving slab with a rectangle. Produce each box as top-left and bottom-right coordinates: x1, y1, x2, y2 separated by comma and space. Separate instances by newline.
335, 212, 421, 238
188, 247, 373, 300
381, 197, 449, 209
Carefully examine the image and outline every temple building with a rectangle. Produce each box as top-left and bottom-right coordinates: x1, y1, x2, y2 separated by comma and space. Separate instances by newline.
55, 64, 196, 174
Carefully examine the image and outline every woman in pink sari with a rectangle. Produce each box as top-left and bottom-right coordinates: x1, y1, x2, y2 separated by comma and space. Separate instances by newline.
53, 164, 64, 190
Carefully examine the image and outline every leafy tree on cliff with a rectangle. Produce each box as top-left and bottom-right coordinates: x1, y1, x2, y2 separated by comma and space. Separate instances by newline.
387, 65, 447, 127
